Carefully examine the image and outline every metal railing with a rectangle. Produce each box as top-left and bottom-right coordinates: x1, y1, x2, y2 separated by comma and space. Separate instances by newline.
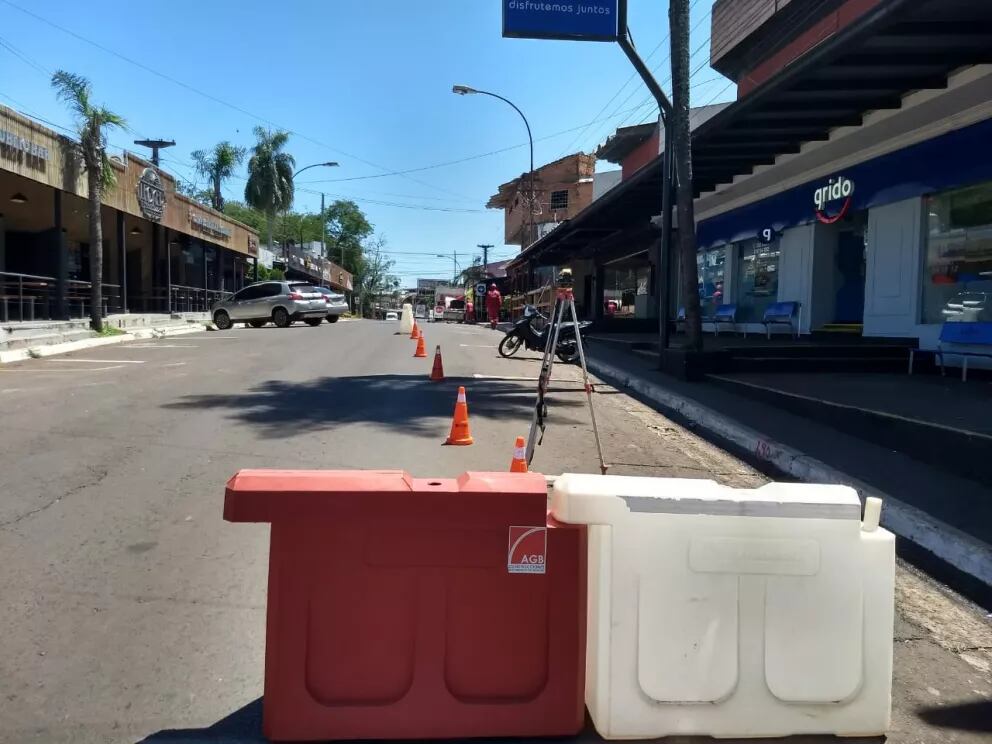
0, 271, 121, 322
168, 284, 233, 314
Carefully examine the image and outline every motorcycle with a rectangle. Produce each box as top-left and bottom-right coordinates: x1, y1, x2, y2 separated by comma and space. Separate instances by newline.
497, 305, 592, 363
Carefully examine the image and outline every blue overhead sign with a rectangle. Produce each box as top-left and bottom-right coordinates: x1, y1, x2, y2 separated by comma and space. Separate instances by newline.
503, 1, 619, 42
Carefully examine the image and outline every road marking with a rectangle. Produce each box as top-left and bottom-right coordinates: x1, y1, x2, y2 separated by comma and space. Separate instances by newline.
473, 374, 540, 381
163, 362, 187, 367
460, 344, 497, 348
128, 344, 199, 349
46, 358, 145, 364
0, 366, 124, 373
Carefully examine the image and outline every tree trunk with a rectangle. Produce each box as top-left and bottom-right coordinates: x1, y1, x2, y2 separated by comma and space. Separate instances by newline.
266, 212, 275, 258
87, 167, 104, 332
669, 0, 703, 351
213, 173, 223, 211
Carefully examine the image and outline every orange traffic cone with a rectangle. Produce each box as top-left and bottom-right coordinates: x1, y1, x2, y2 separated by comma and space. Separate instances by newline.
510, 436, 528, 473
410, 320, 419, 340
445, 386, 474, 445
430, 345, 445, 382
414, 329, 427, 358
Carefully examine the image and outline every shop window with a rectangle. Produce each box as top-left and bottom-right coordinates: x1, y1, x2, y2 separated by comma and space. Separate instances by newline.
550, 190, 569, 211
922, 182, 992, 324
735, 239, 780, 322
696, 248, 726, 317
603, 266, 650, 317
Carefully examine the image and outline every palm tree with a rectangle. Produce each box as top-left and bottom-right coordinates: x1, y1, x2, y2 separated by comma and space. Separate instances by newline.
244, 127, 295, 256
191, 141, 246, 211
51, 70, 126, 332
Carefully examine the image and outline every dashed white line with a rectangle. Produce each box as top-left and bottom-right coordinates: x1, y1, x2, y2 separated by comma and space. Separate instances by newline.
0, 366, 124, 373
46, 358, 145, 364
128, 344, 199, 349
473, 374, 540, 381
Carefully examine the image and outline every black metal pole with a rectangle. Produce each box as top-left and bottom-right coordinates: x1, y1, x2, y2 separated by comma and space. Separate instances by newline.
117, 211, 128, 314
659, 118, 674, 354
166, 234, 172, 314
54, 189, 67, 320
617, 0, 674, 361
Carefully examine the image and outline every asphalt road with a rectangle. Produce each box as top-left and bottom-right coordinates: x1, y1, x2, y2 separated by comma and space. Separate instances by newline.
0, 319, 989, 743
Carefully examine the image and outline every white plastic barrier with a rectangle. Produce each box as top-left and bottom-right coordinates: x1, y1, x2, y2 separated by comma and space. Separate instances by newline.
551, 474, 894, 740
398, 303, 414, 334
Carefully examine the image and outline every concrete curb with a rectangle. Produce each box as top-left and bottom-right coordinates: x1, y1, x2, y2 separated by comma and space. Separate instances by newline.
0, 324, 208, 364
587, 356, 992, 588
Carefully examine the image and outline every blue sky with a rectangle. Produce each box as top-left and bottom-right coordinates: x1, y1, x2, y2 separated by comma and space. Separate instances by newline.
0, 0, 731, 286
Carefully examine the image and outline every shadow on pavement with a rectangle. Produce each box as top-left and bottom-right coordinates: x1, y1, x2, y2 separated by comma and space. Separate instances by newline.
918, 700, 992, 732
138, 698, 264, 743
162, 374, 585, 439
138, 702, 884, 744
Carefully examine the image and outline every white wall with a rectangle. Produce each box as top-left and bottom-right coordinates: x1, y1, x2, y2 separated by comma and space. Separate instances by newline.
863, 198, 923, 337
593, 170, 622, 201
776, 224, 815, 334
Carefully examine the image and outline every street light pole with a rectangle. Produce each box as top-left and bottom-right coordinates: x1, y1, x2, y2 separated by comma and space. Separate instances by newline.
477, 244, 494, 278
293, 162, 339, 270
452, 85, 535, 248
436, 252, 459, 284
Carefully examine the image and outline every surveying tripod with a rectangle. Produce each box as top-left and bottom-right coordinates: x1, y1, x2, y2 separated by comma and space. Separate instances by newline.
525, 286, 608, 475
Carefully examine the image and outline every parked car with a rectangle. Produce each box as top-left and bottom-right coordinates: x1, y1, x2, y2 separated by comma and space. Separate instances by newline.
385, 311, 399, 321
212, 281, 328, 329
314, 286, 348, 323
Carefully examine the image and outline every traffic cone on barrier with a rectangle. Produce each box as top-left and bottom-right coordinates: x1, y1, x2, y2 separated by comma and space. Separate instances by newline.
410, 320, 419, 340
414, 330, 427, 358
445, 386, 474, 445
430, 345, 445, 382
510, 436, 528, 472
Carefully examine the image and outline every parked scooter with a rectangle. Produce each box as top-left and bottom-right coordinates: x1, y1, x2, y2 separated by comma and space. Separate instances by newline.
498, 305, 591, 363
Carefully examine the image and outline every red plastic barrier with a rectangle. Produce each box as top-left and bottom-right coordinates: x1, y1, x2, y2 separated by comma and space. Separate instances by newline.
224, 470, 586, 742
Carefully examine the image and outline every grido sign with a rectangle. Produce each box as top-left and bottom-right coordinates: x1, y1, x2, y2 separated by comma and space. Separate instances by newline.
136, 167, 166, 222
813, 176, 854, 224
502, 0, 619, 42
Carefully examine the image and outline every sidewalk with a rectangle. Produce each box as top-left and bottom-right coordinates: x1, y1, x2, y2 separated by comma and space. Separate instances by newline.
0, 314, 211, 364
585, 344, 992, 604
576, 346, 992, 744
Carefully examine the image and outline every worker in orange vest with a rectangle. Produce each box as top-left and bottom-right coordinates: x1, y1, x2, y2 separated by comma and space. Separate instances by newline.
485, 283, 502, 330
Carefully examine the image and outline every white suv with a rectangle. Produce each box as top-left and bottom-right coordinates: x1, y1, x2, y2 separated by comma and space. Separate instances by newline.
212, 281, 328, 329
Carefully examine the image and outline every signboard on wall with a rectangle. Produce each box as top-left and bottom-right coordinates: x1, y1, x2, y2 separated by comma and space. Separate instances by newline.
417, 278, 444, 291
502, 0, 619, 42
136, 167, 166, 221
813, 176, 854, 224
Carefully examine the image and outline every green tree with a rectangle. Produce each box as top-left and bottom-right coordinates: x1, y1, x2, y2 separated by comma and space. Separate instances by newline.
244, 127, 295, 256
355, 235, 399, 317
324, 200, 372, 272
191, 141, 246, 211
222, 201, 267, 235
175, 177, 212, 206
51, 70, 126, 332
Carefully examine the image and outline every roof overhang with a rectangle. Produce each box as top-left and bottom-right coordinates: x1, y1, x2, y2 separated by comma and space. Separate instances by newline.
510, 0, 992, 268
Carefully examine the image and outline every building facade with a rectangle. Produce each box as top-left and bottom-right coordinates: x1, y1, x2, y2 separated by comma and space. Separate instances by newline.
487, 153, 596, 248
1, 105, 259, 319
693, 0, 992, 348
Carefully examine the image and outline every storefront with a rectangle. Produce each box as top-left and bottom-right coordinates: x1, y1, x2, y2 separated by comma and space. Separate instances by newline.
0, 105, 259, 321
694, 112, 992, 349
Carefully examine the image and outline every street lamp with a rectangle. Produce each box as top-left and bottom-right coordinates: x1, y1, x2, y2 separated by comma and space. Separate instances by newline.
452, 84, 535, 247
292, 162, 339, 270
437, 253, 459, 284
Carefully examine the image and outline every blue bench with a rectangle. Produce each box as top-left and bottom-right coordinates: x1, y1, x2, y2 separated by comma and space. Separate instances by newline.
762, 301, 801, 339
909, 321, 992, 381
677, 304, 743, 337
